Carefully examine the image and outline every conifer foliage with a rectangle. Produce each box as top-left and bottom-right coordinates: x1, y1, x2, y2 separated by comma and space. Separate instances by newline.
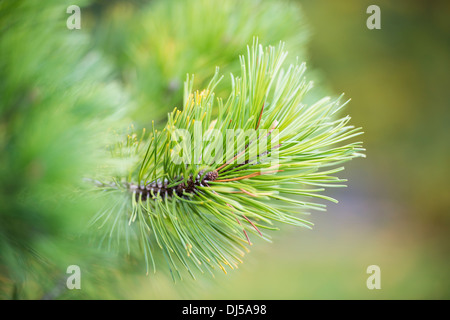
91, 42, 364, 280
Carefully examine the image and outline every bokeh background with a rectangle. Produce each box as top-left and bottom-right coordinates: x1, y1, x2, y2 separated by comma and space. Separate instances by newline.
1, 0, 449, 299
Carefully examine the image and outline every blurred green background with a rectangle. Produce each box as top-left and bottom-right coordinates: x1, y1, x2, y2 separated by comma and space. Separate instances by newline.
1, 0, 449, 299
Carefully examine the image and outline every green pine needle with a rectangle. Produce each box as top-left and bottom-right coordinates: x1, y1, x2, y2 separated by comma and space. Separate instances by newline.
90, 40, 365, 280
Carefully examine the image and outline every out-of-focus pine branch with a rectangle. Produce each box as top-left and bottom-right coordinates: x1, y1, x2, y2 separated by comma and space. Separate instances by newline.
0, 0, 130, 299
85, 0, 310, 125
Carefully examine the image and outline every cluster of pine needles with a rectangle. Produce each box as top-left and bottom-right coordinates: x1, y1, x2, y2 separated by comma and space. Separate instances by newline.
90, 41, 364, 281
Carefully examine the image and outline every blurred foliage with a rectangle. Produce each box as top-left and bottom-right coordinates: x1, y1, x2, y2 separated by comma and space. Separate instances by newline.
0, 0, 131, 299
84, 0, 309, 126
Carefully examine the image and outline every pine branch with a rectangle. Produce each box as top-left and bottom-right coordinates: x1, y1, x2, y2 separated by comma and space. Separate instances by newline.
90, 40, 365, 280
